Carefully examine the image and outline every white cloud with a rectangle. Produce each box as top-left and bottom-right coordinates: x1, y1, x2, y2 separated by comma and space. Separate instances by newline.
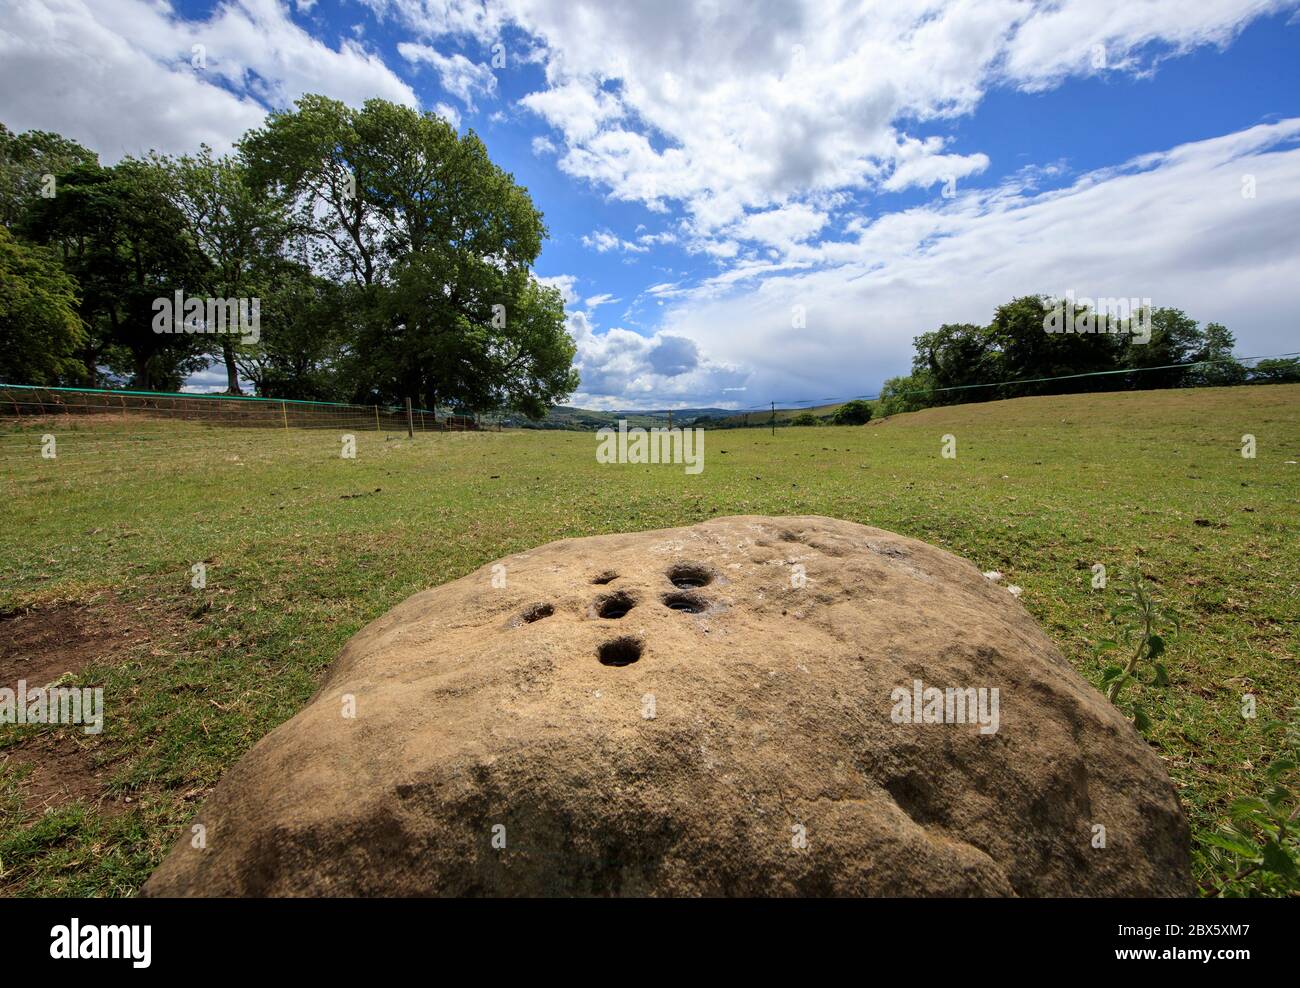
581, 228, 648, 253
535, 273, 579, 305
10, 0, 1297, 411
433, 101, 462, 128
539, 272, 744, 407
518, 79, 623, 143
645, 281, 684, 298
398, 42, 497, 109
369, 0, 1293, 247
637, 230, 677, 247
728, 203, 830, 249
657, 120, 1300, 408
0, 0, 417, 159
1002, 0, 1288, 91
565, 315, 747, 409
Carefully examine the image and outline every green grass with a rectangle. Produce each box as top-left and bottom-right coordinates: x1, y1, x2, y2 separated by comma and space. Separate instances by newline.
1, 384, 1297, 896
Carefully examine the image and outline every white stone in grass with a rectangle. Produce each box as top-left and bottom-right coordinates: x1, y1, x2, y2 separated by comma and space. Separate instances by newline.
982, 570, 1003, 582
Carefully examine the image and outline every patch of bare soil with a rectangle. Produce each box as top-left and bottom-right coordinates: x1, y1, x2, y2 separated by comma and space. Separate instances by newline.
0, 594, 147, 688
0, 594, 163, 815
1, 734, 126, 816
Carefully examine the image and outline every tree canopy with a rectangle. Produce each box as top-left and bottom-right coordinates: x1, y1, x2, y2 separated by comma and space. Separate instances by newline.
0, 226, 84, 385
0, 98, 578, 415
884, 295, 1260, 416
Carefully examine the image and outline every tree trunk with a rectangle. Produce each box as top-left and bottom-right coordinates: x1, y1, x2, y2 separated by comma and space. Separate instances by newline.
222, 338, 242, 394
134, 351, 151, 391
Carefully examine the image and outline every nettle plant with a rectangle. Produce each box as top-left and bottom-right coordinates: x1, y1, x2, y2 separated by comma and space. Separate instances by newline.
1094, 570, 1179, 733
1204, 709, 1300, 896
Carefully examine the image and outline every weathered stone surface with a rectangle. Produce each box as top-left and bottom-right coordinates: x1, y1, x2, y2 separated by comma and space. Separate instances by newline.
144, 515, 1190, 897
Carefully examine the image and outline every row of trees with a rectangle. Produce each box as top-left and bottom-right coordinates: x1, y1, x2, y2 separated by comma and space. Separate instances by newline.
876, 296, 1297, 417
0, 96, 579, 417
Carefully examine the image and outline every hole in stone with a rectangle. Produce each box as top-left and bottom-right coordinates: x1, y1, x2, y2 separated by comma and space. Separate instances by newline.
597, 636, 642, 666
662, 591, 707, 614
667, 562, 713, 589
595, 590, 635, 619
591, 571, 618, 585
520, 603, 554, 623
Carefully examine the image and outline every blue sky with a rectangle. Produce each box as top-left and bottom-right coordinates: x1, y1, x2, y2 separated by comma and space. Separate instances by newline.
3, 0, 1299, 408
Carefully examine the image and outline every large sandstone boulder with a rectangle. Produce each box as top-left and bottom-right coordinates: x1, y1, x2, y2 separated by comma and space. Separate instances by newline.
144, 515, 1190, 897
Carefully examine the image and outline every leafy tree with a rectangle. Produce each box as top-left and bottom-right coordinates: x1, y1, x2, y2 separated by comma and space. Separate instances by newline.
239, 94, 391, 287
161, 146, 292, 394
791, 411, 819, 426
21, 160, 210, 389
992, 295, 1124, 397
0, 226, 85, 384
237, 262, 353, 401
877, 371, 934, 416
1191, 322, 1248, 386
1249, 357, 1300, 383
242, 95, 576, 414
912, 322, 997, 404
831, 398, 872, 425
0, 123, 97, 228
1118, 306, 1204, 388
374, 262, 577, 415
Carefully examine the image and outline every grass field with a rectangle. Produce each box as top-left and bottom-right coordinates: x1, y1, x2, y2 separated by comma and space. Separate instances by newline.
1, 384, 1297, 896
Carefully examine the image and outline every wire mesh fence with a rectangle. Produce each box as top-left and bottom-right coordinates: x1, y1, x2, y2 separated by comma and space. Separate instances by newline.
0, 384, 504, 465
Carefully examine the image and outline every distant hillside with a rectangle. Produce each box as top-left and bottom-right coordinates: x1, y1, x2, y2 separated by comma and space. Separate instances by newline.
704, 400, 871, 429
510, 406, 735, 430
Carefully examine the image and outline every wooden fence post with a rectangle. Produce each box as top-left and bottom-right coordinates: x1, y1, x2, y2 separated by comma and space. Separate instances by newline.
405, 398, 414, 438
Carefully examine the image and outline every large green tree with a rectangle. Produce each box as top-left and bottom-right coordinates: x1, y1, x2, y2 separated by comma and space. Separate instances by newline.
161, 146, 293, 394
0, 226, 85, 384
1118, 306, 1204, 388
877, 371, 935, 415
912, 322, 998, 404
21, 160, 210, 389
1249, 357, 1300, 383
237, 261, 354, 401
991, 295, 1125, 396
1191, 321, 1248, 386
0, 124, 97, 228
239, 96, 577, 414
